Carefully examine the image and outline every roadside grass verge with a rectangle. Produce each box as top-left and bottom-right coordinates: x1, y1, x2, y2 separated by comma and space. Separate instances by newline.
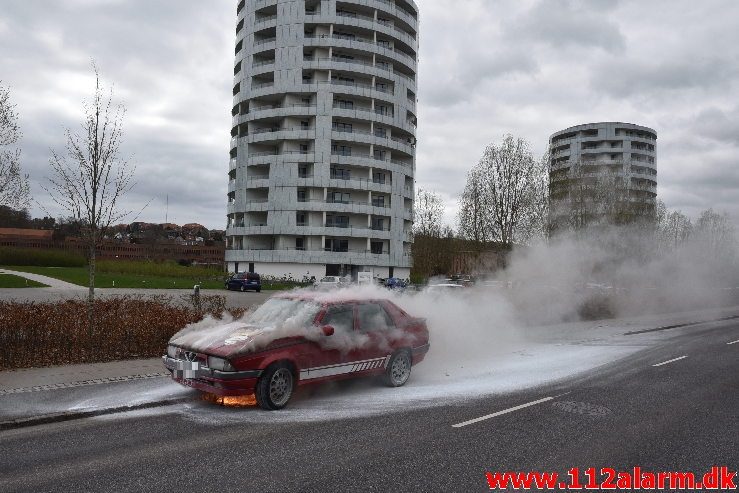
0, 273, 48, 288
1, 265, 226, 289
0, 295, 248, 369
2, 265, 308, 290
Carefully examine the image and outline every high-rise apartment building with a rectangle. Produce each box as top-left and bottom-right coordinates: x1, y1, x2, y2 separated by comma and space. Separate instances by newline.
226, 0, 418, 280
548, 122, 657, 231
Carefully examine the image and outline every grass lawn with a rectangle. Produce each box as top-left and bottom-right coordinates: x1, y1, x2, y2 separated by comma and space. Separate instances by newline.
1, 266, 304, 290
0, 273, 49, 288
2, 266, 226, 289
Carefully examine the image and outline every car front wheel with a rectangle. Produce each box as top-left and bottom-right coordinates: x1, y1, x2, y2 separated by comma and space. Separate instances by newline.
255, 362, 294, 410
240, 284, 246, 292
383, 350, 412, 387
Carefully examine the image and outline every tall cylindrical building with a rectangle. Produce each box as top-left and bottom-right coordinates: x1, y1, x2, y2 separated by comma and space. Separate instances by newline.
226, 0, 418, 280
548, 122, 657, 231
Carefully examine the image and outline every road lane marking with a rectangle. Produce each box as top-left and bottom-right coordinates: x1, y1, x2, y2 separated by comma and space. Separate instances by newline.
452, 396, 555, 428
652, 356, 687, 367
728, 339, 739, 345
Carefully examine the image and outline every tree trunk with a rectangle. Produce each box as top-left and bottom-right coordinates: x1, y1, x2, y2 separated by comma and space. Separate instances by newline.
87, 243, 96, 342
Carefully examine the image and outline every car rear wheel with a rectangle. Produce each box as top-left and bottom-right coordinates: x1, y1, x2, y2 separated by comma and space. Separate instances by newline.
256, 363, 294, 410
383, 350, 412, 387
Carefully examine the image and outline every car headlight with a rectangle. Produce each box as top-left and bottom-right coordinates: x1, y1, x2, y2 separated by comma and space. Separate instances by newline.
167, 345, 177, 358
207, 356, 235, 372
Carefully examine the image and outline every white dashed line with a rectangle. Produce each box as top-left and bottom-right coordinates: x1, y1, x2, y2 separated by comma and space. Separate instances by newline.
727, 339, 739, 345
452, 396, 555, 428
652, 356, 688, 367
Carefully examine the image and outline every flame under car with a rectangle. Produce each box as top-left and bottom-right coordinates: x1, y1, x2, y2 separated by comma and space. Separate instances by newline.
163, 293, 430, 410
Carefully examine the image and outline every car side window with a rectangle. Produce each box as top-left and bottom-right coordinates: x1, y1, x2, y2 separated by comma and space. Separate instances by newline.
357, 303, 394, 332
321, 304, 354, 332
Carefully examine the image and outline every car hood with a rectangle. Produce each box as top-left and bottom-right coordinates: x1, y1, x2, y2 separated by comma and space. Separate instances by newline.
169, 321, 310, 357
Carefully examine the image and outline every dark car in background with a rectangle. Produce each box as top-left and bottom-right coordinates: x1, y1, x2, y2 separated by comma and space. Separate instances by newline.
225, 272, 261, 292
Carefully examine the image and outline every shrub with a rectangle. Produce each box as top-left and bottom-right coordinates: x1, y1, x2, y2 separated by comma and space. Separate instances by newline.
0, 247, 86, 267
0, 295, 247, 370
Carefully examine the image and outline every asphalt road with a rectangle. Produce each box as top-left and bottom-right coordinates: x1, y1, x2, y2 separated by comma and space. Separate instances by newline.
1, 320, 737, 492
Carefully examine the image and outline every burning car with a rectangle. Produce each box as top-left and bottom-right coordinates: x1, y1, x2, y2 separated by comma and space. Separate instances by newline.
163, 293, 430, 410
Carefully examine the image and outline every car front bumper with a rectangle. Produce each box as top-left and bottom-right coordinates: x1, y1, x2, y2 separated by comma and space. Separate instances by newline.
162, 356, 262, 396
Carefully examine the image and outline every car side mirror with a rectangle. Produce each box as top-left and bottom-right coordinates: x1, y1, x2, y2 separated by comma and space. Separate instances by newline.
322, 325, 335, 336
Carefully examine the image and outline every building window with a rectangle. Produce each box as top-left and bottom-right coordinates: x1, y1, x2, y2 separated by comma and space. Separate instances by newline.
373, 172, 386, 184
337, 100, 354, 109
298, 165, 309, 178
372, 196, 386, 207
296, 212, 307, 226
370, 241, 384, 254
374, 127, 387, 138
297, 189, 307, 202
296, 238, 305, 250
328, 191, 350, 204
371, 217, 385, 230
301, 121, 310, 129
300, 143, 309, 154
325, 239, 349, 252
332, 122, 353, 133
327, 215, 349, 228
331, 167, 351, 180
332, 144, 352, 156
373, 149, 386, 161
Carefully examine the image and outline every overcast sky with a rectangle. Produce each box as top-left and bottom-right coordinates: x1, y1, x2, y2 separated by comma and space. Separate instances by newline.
2, 0, 739, 229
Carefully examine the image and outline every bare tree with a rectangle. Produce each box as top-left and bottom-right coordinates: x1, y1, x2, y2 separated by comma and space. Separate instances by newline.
514, 151, 550, 243
471, 135, 548, 248
693, 208, 735, 261
458, 164, 493, 244
0, 82, 30, 210
413, 187, 444, 238
45, 66, 135, 332
656, 199, 692, 254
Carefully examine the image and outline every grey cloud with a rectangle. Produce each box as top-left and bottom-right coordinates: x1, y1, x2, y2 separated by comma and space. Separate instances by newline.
507, 0, 625, 53
590, 57, 737, 98
693, 107, 739, 146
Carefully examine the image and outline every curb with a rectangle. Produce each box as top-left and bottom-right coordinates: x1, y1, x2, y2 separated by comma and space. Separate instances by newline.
0, 396, 193, 431
623, 315, 739, 335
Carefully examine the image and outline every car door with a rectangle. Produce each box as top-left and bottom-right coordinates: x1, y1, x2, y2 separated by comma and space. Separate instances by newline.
346, 302, 397, 373
299, 303, 355, 381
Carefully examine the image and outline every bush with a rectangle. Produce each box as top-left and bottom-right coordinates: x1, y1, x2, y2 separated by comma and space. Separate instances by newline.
0, 247, 85, 267
0, 295, 247, 370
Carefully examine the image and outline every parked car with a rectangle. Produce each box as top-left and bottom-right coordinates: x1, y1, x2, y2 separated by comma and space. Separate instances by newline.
314, 275, 348, 289
424, 283, 465, 294
384, 277, 408, 290
225, 272, 261, 292
163, 293, 430, 410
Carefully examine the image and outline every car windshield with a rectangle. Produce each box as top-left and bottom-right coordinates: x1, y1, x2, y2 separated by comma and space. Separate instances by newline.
320, 277, 336, 282
246, 298, 320, 328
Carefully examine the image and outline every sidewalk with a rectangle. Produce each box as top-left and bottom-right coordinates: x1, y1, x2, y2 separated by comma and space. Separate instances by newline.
0, 268, 86, 290
0, 358, 167, 394
0, 358, 192, 429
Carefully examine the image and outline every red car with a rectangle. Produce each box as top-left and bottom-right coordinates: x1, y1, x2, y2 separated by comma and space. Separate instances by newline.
163, 293, 430, 410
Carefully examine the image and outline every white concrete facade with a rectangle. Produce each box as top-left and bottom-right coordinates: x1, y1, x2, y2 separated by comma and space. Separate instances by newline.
226, 0, 418, 279
548, 122, 658, 229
